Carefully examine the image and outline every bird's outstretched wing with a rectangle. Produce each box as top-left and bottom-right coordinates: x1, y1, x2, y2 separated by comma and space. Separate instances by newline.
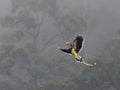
72, 35, 84, 53
59, 48, 71, 54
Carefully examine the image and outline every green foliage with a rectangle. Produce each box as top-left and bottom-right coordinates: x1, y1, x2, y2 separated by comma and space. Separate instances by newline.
0, 44, 16, 58
0, 9, 42, 49
60, 12, 87, 31
11, 0, 58, 15
41, 79, 78, 90
1, 9, 37, 29
10, 47, 29, 59
0, 15, 15, 27
0, 57, 14, 75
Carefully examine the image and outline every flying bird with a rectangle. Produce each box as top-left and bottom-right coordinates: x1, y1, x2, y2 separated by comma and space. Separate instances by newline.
59, 34, 94, 66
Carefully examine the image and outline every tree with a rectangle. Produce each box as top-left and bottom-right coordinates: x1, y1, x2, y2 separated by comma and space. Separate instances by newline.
81, 38, 120, 90
11, 0, 58, 17
1, 9, 44, 50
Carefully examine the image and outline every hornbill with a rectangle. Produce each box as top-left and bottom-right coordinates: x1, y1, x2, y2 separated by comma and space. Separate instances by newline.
60, 34, 94, 66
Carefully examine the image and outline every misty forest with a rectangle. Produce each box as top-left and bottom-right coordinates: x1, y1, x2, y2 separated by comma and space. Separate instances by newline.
0, 0, 120, 90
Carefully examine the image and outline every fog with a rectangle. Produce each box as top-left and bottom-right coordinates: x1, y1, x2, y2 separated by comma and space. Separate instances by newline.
86, 0, 120, 56
0, 0, 120, 90
0, 0, 12, 17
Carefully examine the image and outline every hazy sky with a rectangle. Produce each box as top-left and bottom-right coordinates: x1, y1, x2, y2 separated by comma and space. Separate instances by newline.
85, 0, 120, 56
0, 0, 12, 18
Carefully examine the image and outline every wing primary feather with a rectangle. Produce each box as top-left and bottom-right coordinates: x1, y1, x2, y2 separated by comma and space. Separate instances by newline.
59, 48, 71, 54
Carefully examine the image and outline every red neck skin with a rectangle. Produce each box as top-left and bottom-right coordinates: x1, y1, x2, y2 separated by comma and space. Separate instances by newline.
67, 44, 72, 49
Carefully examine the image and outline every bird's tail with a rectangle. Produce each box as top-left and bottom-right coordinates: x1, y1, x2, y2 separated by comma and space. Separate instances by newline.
76, 55, 93, 66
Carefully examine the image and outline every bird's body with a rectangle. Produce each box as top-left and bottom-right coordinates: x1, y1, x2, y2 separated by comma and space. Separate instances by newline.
60, 34, 93, 66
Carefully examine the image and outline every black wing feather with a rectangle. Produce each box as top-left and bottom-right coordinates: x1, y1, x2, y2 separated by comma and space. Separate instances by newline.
72, 35, 83, 53
60, 48, 71, 54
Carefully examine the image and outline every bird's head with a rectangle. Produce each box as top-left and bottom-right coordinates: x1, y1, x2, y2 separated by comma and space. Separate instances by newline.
66, 41, 71, 45
66, 41, 72, 48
